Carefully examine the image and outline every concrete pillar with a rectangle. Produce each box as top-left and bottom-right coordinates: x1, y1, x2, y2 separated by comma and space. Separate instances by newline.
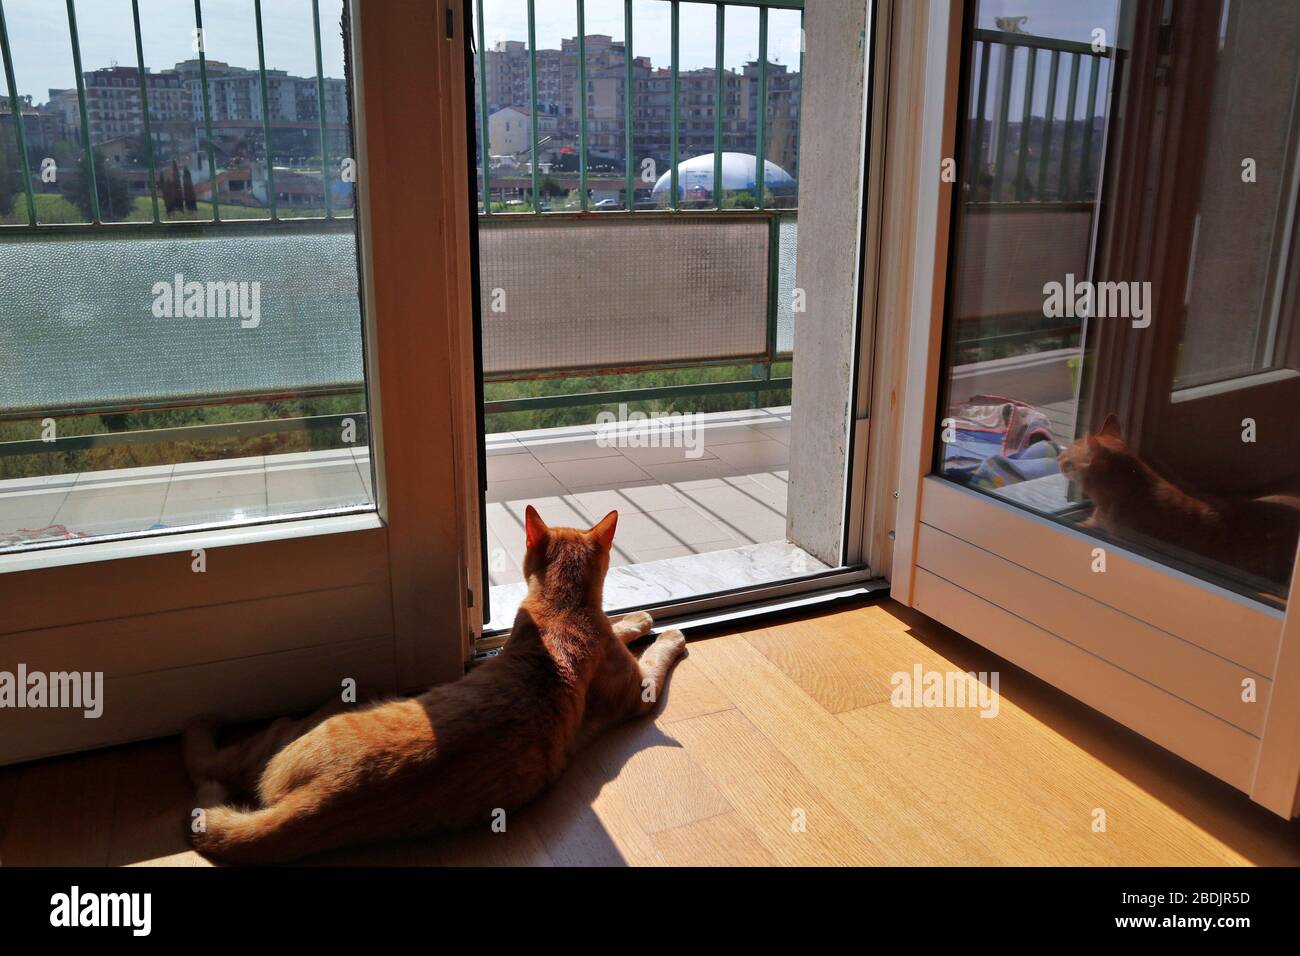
786, 1, 869, 565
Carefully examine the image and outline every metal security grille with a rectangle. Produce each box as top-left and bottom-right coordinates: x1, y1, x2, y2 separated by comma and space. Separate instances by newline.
0, 0, 345, 227
474, 0, 805, 216
480, 217, 770, 378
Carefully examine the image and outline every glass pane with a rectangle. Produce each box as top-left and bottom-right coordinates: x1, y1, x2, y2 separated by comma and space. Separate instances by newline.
763, 8, 801, 209
630, 0, 667, 210
259, 0, 335, 219
938, 0, 1300, 607
674, 1, 716, 211
483, 0, 536, 213
133, 0, 208, 222
534, 0, 577, 210
581, 0, 628, 210
720, 2, 757, 208
3, 1, 91, 224
0, 0, 373, 552
0, 37, 34, 226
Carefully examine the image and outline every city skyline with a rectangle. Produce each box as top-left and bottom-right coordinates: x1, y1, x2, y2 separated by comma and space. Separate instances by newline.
3, 0, 348, 106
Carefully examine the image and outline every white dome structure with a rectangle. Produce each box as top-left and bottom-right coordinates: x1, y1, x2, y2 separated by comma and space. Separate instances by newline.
651, 152, 795, 198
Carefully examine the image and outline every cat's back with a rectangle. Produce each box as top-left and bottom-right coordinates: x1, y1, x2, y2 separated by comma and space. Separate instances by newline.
418, 606, 592, 750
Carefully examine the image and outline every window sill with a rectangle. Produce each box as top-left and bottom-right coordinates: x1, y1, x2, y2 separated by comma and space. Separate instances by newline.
0, 511, 383, 575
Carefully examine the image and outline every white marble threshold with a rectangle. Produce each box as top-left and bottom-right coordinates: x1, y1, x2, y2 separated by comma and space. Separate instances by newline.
485, 539, 830, 633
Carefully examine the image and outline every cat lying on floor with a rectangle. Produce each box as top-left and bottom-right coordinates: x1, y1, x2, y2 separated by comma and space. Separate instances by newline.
183, 506, 686, 864
1059, 414, 1300, 586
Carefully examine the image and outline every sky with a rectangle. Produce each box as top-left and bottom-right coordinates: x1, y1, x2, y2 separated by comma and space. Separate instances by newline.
4, 0, 1120, 107
479, 0, 804, 73
4, 0, 348, 104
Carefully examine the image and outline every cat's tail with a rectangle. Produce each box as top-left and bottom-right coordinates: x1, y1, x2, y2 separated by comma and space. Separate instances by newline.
187, 785, 331, 865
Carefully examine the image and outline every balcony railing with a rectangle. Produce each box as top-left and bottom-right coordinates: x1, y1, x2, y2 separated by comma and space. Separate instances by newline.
0, 9, 1105, 464
472, 0, 803, 416
944, 28, 1116, 364
0, 0, 347, 229
967, 28, 1113, 205
475, 0, 804, 216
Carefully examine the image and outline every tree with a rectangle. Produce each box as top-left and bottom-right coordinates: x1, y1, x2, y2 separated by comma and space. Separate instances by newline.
160, 159, 183, 213
61, 146, 132, 221
0, 125, 20, 217
539, 174, 566, 198
182, 166, 197, 210
124, 131, 152, 168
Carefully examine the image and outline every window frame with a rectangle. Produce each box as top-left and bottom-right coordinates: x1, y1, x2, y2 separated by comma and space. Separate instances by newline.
888, 0, 1300, 818
0, 0, 474, 764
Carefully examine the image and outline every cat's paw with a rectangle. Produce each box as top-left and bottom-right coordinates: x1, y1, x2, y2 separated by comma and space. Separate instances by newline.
623, 610, 654, 631
614, 610, 655, 642
657, 628, 687, 657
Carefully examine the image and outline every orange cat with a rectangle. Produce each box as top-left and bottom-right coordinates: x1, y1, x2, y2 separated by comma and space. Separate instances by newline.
1059, 415, 1300, 586
184, 506, 686, 864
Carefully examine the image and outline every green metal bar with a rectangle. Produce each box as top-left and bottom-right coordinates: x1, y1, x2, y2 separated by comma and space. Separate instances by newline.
477, 206, 789, 228
528, 0, 539, 212
764, 215, 780, 359
254, 0, 278, 220
193, 0, 220, 220
1078, 53, 1101, 199
130, 0, 161, 223
485, 376, 792, 415
755, 6, 767, 209
1037, 48, 1059, 200
623, 0, 633, 210
0, 207, 778, 238
713, 3, 724, 210
66, 0, 100, 222
0, 215, 353, 241
0, 412, 368, 457
1014, 47, 1035, 201
752, 215, 782, 406
577, 0, 587, 211
477, 0, 490, 213
1059, 52, 1080, 201
0, 0, 37, 225
670, 0, 679, 210
311, 0, 332, 218
990, 42, 1014, 202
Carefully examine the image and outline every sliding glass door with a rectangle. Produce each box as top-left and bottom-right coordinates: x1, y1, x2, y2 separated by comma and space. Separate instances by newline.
466, 0, 884, 635
907, 0, 1300, 814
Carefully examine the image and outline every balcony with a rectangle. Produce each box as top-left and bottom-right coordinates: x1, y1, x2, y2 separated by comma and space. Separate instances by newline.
1, 18, 1104, 624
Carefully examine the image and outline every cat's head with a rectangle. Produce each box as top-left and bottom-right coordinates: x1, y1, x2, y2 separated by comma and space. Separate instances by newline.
521, 505, 618, 605
1059, 413, 1137, 491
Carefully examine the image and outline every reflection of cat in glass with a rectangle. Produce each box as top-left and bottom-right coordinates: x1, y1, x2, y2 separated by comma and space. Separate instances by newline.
1059, 415, 1300, 587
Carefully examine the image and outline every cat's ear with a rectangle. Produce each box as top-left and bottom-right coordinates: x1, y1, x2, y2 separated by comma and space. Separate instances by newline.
590, 510, 618, 551
1086, 433, 1100, 449
1099, 413, 1123, 439
524, 505, 548, 549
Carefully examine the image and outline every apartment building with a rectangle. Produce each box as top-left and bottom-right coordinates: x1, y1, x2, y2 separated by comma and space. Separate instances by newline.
476, 34, 799, 172
0, 94, 69, 158
73, 66, 190, 149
